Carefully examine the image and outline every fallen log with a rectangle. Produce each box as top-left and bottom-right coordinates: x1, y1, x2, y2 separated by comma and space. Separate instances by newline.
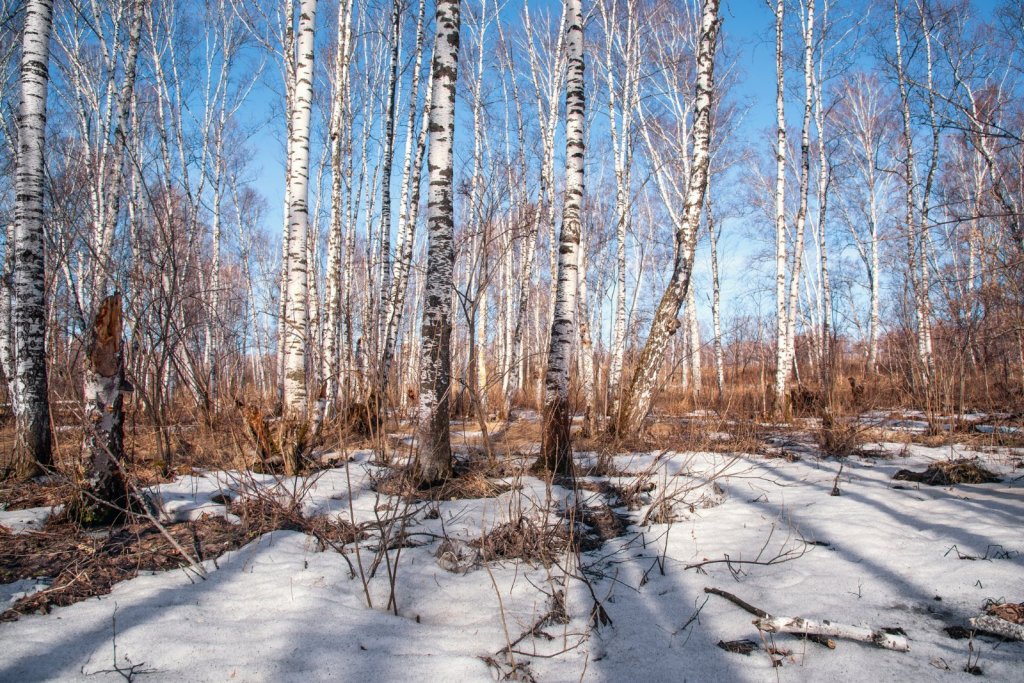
969, 615, 1024, 641
753, 616, 909, 652
704, 588, 836, 648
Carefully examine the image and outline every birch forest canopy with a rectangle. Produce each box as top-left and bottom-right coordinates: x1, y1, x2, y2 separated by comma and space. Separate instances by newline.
1, 0, 1023, 480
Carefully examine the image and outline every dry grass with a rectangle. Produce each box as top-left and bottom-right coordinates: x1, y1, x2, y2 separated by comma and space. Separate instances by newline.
473, 514, 569, 566
0, 515, 257, 621
893, 458, 1001, 486
372, 455, 517, 501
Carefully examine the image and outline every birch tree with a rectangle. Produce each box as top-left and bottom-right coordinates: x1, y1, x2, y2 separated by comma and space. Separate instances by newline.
11, 0, 54, 478
771, 0, 789, 415
323, 0, 355, 413
282, 0, 317, 419
597, 0, 641, 416
416, 0, 460, 485
535, 0, 584, 475
614, 0, 720, 436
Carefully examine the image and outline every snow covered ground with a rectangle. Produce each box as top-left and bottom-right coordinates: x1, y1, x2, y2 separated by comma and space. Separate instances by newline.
1, 439, 1022, 681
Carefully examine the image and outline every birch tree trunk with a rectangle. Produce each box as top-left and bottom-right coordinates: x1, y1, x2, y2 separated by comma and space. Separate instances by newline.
598, 0, 640, 417
380, 0, 429, 400
537, 0, 585, 475
578, 237, 596, 437
416, 0, 460, 485
323, 0, 355, 415
613, 0, 720, 436
376, 0, 403, 365
708, 194, 725, 397
893, 0, 933, 393
282, 0, 317, 417
772, 0, 789, 417
687, 283, 702, 395
11, 0, 54, 478
780, 0, 815, 411
1, 223, 16, 417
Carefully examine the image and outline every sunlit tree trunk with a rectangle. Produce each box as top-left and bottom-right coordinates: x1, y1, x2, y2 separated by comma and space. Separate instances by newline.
323, 0, 355, 414
772, 0, 789, 416
537, 0, 585, 474
416, 0, 460, 485
614, 0, 719, 435
12, 0, 55, 478
708, 194, 725, 397
380, 0, 429, 402
282, 0, 317, 416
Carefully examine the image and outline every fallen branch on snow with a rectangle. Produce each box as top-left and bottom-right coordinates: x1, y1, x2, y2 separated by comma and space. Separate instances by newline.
704, 587, 835, 648
753, 616, 909, 651
969, 614, 1024, 641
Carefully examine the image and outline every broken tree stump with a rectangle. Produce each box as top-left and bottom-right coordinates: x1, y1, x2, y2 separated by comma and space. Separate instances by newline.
70, 293, 132, 525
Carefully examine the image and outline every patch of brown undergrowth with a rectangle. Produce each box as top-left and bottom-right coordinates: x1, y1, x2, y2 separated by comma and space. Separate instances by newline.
372, 456, 516, 501
473, 515, 568, 566
0, 516, 256, 621
893, 458, 1001, 486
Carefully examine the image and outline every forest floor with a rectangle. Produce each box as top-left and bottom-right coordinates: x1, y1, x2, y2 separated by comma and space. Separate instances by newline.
0, 410, 1022, 682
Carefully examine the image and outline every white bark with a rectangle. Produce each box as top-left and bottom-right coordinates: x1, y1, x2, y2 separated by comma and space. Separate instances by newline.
754, 616, 910, 652
416, 0, 460, 484
772, 0, 789, 416
282, 0, 317, 415
13, 0, 54, 476
597, 0, 640, 416
538, 0, 585, 473
615, 0, 720, 435
380, 0, 430, 400
970, 615, 1024, 642
708, 194, 725, 396
323, 0, 355, 413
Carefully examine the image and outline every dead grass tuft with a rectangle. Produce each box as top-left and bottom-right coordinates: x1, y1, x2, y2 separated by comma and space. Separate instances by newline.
893, 458, 1001, 486
474, 515, 568, 566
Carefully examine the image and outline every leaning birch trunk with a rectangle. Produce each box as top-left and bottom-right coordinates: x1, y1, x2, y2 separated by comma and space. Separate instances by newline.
772, 0, 789, 417
613, 0, 719, 436
71, 294, 130, 525
282, 0, 317, 420
536, 0, 585, 476
415, 0, 460, 486
11, 0, 54, 479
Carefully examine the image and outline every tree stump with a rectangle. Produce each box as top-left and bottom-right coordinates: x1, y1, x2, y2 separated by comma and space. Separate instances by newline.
70, 294, 131, 525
